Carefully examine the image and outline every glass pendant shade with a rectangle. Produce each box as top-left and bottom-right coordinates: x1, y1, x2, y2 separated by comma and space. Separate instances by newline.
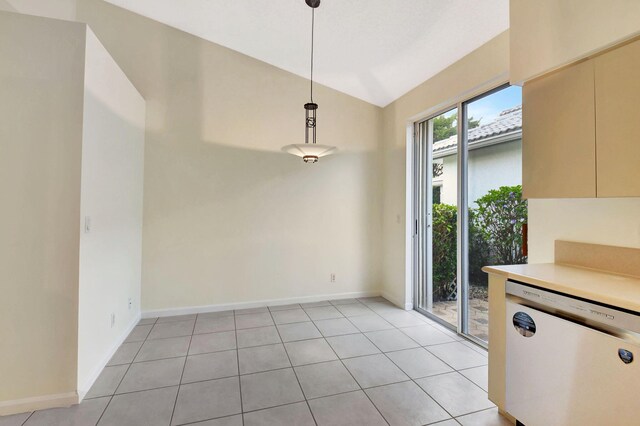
281, 143, 337, 163
282, 0, 336, 163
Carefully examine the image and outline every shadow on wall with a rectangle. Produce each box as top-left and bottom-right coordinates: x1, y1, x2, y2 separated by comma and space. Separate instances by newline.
77, 84, 145, 394
141, 130, 381, 309
0, 0, 78, 20
0, 1, 16, 12
75, 0, 383, 310
77, 0, 380, 154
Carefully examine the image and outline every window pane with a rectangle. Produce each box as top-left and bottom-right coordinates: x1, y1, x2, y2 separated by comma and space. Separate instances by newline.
429, 108, 458, 328
465, 85, 526, 343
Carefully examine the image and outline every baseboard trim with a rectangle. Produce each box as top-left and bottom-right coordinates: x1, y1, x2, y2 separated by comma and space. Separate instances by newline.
0, 392, 78, 417
77, 311, 141, 401
382, 290, 412, 310
143, 290, 381, 318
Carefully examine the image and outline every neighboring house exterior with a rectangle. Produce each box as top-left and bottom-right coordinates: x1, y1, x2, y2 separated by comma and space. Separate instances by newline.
433, 105, 522, 206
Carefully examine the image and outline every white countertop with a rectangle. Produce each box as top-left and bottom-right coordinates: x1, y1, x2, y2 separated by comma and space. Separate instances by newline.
483, 263, 640, 312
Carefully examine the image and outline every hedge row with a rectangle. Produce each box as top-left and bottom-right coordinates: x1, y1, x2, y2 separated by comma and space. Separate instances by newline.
432, 185, 527, 301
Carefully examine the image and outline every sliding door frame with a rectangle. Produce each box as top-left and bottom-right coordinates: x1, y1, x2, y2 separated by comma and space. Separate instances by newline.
458, 83, 512, 348
457, 101, 469, 335
412, 119, 434, 314
411, 82, 512, 348
412, 105, 461, 331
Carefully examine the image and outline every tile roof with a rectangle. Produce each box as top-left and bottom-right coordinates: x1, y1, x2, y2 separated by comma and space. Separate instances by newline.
432, 105, 522, 153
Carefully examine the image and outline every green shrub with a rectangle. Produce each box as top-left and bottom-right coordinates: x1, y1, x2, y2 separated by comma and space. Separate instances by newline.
469, 208, 491, 288
432, 203, 457, 301
430, 185, 527, 301
473, 185, 528, 266
432, 204, 492, 300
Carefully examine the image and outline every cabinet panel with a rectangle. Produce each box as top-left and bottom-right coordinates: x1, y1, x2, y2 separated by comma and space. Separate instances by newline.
595, 39, 640, 197
522, 60, 597, 198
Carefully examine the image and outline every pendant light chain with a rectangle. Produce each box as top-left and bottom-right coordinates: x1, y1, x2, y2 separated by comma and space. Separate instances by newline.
310, 8, 315, 103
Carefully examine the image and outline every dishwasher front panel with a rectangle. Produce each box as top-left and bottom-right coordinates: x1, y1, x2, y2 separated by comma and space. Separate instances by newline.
506, 300, 640, 426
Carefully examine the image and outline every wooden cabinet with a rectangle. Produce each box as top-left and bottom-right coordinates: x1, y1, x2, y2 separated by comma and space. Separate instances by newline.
595, 39, 640, 197
522, 60, 597, 199
523, 38, 640, 198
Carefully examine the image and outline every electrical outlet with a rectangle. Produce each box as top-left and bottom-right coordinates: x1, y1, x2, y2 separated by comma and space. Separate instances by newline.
128, 298, 132, 310
330, 273, 336, 283
110, 313, 115, 328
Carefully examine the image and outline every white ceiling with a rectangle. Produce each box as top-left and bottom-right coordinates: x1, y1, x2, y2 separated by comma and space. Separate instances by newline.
103, 0, 509, 107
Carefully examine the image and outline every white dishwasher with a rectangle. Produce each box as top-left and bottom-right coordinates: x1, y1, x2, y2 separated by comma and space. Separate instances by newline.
505, 280, 640, 426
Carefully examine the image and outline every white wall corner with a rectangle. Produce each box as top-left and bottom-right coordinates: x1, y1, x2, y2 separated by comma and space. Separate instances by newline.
77, 311, 141, 401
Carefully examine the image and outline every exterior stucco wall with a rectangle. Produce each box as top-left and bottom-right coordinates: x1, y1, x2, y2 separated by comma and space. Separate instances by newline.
435, 138, 522, 207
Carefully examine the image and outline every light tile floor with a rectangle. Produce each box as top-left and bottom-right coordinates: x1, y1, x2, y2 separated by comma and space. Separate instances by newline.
0, 297, 511, 426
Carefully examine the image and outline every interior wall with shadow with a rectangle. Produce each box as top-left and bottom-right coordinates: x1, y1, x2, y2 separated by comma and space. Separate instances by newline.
75, 0, 384, 311
0, 10, 85, 405
77, 27, 146, 394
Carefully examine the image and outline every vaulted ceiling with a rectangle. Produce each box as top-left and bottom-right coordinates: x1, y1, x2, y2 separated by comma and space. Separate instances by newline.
104, 0, 509, 107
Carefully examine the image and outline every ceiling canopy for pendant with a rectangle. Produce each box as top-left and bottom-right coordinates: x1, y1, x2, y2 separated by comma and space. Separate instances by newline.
282, 0, 337, 164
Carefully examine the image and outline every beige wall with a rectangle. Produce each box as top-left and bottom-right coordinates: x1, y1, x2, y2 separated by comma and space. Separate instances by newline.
528, 199, 640, 263
0, 11, 85, 407
77, 28, 145, 396
437, 140, 522, 207
74, 0, 383, 312
380, 31, 510, 306
0, 10, 146, 413
510, 0, 640, 83
0, 0, 77, 20
510, 0, 640, 262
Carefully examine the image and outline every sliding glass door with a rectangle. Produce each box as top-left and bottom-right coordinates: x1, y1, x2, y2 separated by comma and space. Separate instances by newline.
414, 85, 525, 345
414, 108, 459, 328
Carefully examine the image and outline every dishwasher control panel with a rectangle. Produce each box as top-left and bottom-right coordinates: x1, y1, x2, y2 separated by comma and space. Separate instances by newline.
505, 280, 640, 335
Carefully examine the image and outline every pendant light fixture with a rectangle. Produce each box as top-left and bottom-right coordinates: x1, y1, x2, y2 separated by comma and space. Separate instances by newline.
282, 0, 337, 163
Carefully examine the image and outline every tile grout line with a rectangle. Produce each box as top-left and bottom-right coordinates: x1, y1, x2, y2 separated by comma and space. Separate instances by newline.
452, 406, 499, 421
91, 384, 187, 399
218, 375, 424, 418
419, 344, 491, 394
168, 314, 197, 426
19, 410, 35, 426
241, 400, 311, 419
242, 300, 480, 401
376, 336, 455, 419
232, 310, 245, 426
82, 354, 476, 403
85, 348, 483, 403
319, 322, 391, 426
267, 307, 319, 426
351, 307, 461, 422
64, 297, 491, 425
384, 308, 492, 417
144, 304, 386, 339
84, 370, 468, 418
93, 322, 150, 426
178, 413, 241, 426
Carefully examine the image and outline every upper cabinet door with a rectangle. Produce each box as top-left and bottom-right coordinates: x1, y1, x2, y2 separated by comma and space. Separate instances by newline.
522, 60, 597, 199
595, 39, 640, 197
